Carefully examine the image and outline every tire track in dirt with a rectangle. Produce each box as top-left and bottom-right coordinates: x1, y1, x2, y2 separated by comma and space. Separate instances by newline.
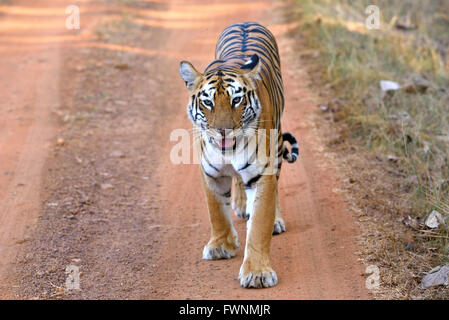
0, 0, 65, 296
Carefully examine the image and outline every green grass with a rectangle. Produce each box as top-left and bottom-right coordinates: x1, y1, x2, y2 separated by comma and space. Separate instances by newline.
293, 0, 449, 284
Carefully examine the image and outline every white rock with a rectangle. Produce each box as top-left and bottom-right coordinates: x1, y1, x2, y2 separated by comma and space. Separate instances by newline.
425, 210, 446, 229
380, 80, 401, 92
101, 183, 114, 190
422, 265, 449, 289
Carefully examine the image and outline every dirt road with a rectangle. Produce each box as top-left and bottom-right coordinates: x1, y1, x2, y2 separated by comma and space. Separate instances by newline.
0, 0, 67, 295
0, 0, 369, 299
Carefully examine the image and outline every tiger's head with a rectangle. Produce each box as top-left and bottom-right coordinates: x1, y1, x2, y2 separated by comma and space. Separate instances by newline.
179, 54, 262, 153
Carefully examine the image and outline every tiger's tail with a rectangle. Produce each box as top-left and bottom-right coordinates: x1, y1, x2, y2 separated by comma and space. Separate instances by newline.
282, 132, 299, 163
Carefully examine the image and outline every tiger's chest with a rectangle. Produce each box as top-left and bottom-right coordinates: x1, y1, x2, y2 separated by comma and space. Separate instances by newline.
200, 136, 267, 186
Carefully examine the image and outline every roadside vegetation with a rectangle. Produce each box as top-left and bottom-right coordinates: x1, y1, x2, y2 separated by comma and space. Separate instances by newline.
293, 0, 449, 299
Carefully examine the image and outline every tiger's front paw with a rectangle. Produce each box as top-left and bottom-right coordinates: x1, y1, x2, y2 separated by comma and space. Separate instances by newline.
202, 238, 239, 260
233, 207, 248, 220
273, 218, 286, 235
238, 262, 278, 288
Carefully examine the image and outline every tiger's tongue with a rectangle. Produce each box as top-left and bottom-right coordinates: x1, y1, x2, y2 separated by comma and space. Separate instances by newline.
221, 138, 234, 149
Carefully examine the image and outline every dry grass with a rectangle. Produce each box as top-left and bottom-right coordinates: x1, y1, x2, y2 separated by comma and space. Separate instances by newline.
290, 0, 449, 299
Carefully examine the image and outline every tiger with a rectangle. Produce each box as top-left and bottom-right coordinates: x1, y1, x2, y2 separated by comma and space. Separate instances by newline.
179, 22, 298, 288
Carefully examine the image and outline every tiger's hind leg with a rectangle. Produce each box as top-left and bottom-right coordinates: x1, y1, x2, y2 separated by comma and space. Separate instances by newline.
201, 168, 239, 260
273, 187, 286, 234
231, 176, 247, 219
235, 176, 285, 234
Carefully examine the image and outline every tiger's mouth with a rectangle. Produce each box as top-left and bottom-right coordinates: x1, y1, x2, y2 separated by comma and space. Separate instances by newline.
210, 136, 236, 152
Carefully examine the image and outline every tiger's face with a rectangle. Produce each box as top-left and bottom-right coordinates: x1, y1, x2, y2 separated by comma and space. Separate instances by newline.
179, 55, 261, 153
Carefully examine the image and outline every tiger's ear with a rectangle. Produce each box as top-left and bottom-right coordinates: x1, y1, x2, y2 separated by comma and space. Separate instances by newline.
241, 54, 261, 81
180, 61, 201, 91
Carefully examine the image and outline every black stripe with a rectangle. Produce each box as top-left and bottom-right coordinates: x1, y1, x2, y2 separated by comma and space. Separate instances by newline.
202, 165, 216, 179
238, 159, 253, 171
221, 189, 232, 198
203, 156, 219, 173
245, 174, 262, 188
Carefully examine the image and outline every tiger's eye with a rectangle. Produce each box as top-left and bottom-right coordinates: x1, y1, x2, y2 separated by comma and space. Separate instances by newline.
232, 97, 242, 106
202, 100, 213, 108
